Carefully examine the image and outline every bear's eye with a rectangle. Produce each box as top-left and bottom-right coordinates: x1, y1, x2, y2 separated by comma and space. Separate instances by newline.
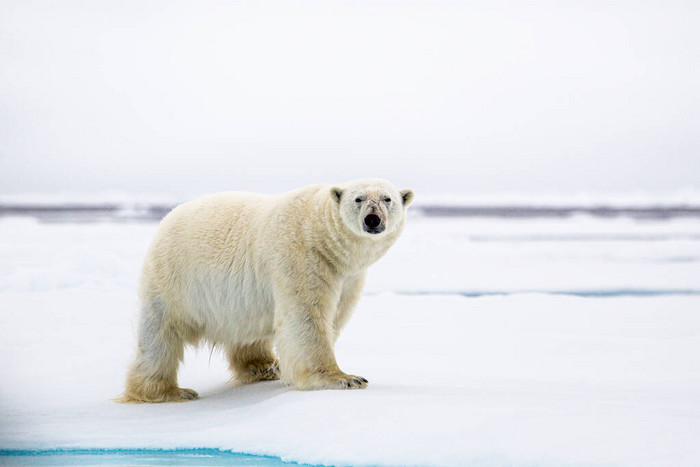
355, 197, 363, 203
384, 197, 391, 203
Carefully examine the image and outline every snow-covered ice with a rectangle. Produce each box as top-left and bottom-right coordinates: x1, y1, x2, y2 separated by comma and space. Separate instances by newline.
1, 213, 699, 466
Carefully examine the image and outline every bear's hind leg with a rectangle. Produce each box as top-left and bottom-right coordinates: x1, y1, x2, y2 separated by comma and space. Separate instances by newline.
118, 301, 198, 403
227, 339, 280, 385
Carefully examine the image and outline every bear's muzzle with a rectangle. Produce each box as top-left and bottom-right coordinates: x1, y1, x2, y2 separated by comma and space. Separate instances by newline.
363, 213, 385, 234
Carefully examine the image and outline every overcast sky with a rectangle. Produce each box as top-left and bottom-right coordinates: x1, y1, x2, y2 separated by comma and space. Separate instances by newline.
1, 0, 698, 198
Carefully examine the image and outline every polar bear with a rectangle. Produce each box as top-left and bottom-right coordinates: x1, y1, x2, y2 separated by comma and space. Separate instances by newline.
119, 179, 414, 402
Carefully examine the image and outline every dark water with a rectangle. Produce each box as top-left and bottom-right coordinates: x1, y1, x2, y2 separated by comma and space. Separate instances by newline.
369, 289, 700, 298
0, 449, 319, 466
2, 203, 700, 222
419, 205, 700, 219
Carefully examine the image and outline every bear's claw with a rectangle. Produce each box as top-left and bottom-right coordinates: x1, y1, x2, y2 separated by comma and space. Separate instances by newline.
346, 376, 369, 388
177, 388, 199, 400
117, 386, 199, 403
234, 360, 281, 385
324, 373, 369, 390
249, 360, 280, 380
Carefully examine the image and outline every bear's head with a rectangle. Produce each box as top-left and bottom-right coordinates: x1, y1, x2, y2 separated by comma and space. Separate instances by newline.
330, 179, 414, 239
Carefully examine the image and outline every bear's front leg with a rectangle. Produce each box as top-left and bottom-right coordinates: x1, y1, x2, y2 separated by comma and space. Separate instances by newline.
273, 292, 368, 390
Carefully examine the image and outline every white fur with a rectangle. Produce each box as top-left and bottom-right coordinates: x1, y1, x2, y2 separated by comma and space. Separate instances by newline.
119, 179, 414, 402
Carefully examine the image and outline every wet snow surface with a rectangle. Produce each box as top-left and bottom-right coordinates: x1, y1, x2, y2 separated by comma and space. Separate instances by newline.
1, 213, 699, 466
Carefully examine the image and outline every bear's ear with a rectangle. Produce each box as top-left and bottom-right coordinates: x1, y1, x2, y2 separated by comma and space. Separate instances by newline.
330, 187, 344, 204
400, 189, 415, 207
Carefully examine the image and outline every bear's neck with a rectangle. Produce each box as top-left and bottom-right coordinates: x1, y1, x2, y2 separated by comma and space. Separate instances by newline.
317, 196, 400, 276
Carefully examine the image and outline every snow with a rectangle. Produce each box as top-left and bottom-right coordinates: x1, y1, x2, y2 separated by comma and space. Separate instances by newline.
1, 214, 699, 466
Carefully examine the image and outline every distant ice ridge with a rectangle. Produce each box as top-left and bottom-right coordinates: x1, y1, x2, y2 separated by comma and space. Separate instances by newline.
417, 186, 700, 207
2, 188, 700, 222
0, 191, 185, 206
2, 187, 700, 207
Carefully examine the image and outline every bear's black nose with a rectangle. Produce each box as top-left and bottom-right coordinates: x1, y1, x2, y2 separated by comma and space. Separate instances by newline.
364, 214, 381, 229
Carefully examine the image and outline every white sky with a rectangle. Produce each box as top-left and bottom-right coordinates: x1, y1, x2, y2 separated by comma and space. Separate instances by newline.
1, 0, 698, 198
